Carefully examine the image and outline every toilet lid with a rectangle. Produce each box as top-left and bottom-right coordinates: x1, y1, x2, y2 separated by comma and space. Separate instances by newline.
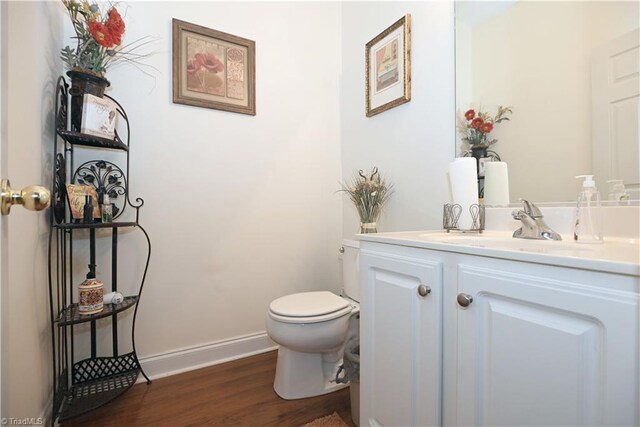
269, 291, 350, 318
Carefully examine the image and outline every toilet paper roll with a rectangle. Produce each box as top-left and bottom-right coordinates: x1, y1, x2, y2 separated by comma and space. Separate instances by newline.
447, 157, 479, 229
484, 162, 510, 207
103, 291, 124, 305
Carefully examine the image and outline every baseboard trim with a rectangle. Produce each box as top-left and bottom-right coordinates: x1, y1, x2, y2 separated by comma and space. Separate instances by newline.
137, 331, 277, 382
40, 393, 53, 426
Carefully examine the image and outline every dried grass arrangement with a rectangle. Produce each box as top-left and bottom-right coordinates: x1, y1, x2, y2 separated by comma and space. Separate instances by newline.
340, 167, 393, 233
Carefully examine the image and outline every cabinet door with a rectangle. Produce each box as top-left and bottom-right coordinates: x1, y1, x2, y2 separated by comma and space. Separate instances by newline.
455, 264, 639, 427
360, 251, 442, 427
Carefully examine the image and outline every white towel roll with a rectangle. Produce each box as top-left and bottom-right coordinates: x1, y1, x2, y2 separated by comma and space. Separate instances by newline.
448, 157, 478, 229
103, 291, 124, 305
484, 162, 510, 207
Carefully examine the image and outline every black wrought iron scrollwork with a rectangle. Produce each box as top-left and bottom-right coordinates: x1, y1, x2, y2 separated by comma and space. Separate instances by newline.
53, 154, 66, 224
462, 149, 501, 162
73, 160, 127, 219
56, 79, 69, 131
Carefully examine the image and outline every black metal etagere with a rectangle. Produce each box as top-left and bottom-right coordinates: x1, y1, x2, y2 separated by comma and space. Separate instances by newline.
48, 76, 152, 423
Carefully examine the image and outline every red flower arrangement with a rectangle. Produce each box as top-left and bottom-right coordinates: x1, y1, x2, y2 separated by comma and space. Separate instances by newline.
86, 8, 125, 48
458, 106, 512, 148
60, 0, 153, 77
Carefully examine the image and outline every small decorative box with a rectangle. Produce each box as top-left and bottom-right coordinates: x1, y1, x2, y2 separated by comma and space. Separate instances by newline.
78, 278, 104, 315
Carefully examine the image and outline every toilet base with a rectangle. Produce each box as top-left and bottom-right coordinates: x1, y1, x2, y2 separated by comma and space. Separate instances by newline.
273, 346, 348, 399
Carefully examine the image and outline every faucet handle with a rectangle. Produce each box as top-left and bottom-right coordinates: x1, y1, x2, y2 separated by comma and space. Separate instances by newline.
519, 199, 543, 218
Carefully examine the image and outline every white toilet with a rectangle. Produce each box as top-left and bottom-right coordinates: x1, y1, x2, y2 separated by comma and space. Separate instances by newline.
266, 239, 360, 400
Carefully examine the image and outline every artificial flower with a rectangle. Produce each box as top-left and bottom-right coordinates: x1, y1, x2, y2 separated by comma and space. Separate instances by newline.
464, 109, 475, 120
60, 0, 154, 77
340, 167, 393, 230
457, 106, 512, 148
480, 122, 494, 133
471, 117, 484, 129
89, 21, 114, 48
105, 8, 125, 45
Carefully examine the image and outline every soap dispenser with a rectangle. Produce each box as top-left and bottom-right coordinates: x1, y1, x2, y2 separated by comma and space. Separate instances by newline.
607, 179, 630, 202
574, 175, 603, 243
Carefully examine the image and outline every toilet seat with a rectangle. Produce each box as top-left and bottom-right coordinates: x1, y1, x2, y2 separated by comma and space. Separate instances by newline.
268, 291, 353, 324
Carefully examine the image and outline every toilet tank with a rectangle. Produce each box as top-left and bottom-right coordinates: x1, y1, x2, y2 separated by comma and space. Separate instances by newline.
341, 239, 360, 302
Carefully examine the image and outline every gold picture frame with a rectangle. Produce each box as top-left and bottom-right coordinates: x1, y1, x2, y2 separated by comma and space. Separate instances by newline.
172, 19, 256, 115
365, 14, 411, 117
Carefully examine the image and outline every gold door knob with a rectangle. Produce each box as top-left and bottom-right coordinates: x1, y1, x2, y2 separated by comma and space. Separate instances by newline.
1, 179, 50, 215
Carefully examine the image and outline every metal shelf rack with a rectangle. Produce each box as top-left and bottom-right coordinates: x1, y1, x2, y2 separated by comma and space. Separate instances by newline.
48, 76, 152, 423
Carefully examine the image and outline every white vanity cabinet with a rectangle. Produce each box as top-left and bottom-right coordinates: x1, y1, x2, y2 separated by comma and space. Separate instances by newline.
453, 260, 639, 427
360, 240, 640, 427
360, 247, 443, 427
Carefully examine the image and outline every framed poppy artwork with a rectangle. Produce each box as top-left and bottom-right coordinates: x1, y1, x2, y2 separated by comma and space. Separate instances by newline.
172, 19, 256, 115
365, 14, 411, 117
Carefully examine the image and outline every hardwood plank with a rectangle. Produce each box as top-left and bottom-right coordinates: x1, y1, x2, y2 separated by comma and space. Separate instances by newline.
62, 351, 356, 427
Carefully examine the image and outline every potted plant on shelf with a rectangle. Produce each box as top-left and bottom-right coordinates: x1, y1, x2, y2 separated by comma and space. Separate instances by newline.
60, 0, 153, 131
340, 167, 393, 234
457, 105, 512, 162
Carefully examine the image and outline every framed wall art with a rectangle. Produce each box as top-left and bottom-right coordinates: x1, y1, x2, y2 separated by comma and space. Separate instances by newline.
365, 14, 411, 117
81, 94, 117, 139
65, 184, 100, 220
172, 19, 256, 115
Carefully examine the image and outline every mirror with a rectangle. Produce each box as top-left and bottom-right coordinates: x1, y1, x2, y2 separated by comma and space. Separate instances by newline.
455, 1, 639, 203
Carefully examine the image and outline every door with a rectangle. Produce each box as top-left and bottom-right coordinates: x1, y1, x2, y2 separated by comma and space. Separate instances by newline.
1, 1, 55, 420
455, 264, 639, 426
360, 250, 442, 427
592, 28, 640, 198
0, 0, 6, 417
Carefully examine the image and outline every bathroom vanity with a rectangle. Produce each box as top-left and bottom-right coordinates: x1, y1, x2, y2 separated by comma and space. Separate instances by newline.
359, 231, 639, 427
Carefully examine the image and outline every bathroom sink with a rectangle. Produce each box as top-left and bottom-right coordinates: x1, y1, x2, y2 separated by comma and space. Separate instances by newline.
413, 230, 640, 264
418, 231, 601, 255
358, 230, 639, 275
421, 231, 569, 244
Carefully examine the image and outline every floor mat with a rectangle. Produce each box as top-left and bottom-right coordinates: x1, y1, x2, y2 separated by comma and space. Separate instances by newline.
302, 411, 349, 427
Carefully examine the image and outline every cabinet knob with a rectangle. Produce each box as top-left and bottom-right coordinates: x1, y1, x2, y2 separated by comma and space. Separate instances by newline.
417, 284, 431, 297
457, 293, 473, 307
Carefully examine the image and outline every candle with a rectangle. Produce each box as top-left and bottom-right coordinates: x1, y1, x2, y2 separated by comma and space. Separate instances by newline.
484, 162, 510, 206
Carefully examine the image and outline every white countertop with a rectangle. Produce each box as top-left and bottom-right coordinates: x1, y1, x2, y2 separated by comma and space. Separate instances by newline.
358, 230, 640, 276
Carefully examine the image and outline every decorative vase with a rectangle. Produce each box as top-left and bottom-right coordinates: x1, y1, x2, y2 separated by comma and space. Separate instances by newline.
468, 146, 489, 198
470, 146, 488, 176
78, 277, 104, 315
67, 70, 111, 133
360, 222, 378, 234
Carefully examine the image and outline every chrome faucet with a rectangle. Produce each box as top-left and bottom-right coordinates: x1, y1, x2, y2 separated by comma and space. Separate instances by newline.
512, 199, 562, 240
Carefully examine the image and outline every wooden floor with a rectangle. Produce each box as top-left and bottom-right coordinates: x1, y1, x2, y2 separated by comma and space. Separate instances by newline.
62, 350, 356, 427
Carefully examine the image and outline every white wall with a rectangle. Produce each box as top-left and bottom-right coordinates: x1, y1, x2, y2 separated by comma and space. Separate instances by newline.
465, 1, 639, 202
65, 1, 344, 363
3, 1, 455, 418
341, 2, 455, 235
454, 20, 472, 112
3, 1, 63, 420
